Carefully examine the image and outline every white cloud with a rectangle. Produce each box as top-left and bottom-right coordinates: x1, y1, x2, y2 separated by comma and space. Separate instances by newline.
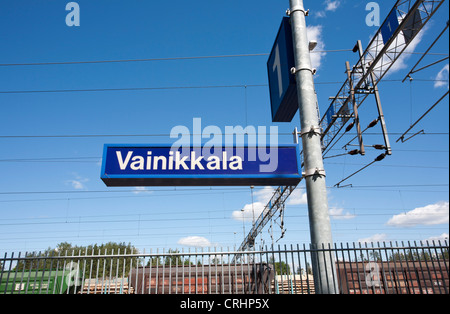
434, 64, 449, 88
325, 0, 341, 12
315, 11, 326, 18
307, 25, 326, 70
287, 188, 308, 205
358, 233, 389, 244
232, 202, 265, 222
66, 173, 89, 190
132, 187, 154, 194
425, 233, 449, 244
232, 186, 307, 222
390, 25, 427, 74
315, 0, 341, 18
232, 186, 274, 222
253, 186, 276, 204
177, 236, 212, 248
329, 207, 356, 220
69, 180, 85, 189
387, 201, 449, 227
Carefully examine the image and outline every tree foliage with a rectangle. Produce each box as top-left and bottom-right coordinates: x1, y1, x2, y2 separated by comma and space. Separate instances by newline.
268, 256, 290, 275
14, 242, 140, 278
357, 248, 449, 262
146, 249, 194, 266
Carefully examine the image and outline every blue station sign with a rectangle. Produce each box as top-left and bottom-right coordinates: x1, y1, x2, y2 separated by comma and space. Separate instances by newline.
101, 144, 301, 187
267, 17, 298, 123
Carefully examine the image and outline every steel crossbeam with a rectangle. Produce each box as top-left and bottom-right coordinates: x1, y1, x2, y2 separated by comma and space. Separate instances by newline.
320, 0, 445, 153
236, 0, 445, 256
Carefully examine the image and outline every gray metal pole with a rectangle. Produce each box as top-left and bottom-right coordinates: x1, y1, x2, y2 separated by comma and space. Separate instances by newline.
288, 0, 338, 294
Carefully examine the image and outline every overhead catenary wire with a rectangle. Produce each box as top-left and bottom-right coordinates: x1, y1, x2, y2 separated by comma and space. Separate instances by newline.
402, 21, 449, 83
0, 50, 445, 67
0, 225, 444, 244
334, 153, 388, 187
0, 131, 446, 139
0, 208, 445, 234
0, 187, 258, 196
1, 185, 448, 204
0, 53, 270, 67
0, 184, 447, 196
0, 79, 447, 95
0, 204, 444, 223
0, 84, 268, 94
0, 50, 356, 67
1, 226, 443, 248
397, 90, 450, 143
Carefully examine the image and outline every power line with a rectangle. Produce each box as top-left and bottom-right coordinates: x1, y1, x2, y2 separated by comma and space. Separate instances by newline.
0, 147, 447, 163
0, 190, 249, 204
0, 131, 447, 139
0, 187, 255, 196
0, 206, 444, 223
0, 157, 100, 163
0, 84, 267, 94
326, 162, 448, 170
397, 90, 450, 143
0, 222, 238, 236
0, 79, 447, 95
0, 211, 445, 231
0, 218, 445, 245
332, 184, 449, 189
1, 156, 447, 172
1, 187, 447, 204
0, 184, 447, 196
0, 226, 444, 244
0, 50, 356, 67
0, 53, 270, 67
0, 50, 444, 67
0, 216, 235, 227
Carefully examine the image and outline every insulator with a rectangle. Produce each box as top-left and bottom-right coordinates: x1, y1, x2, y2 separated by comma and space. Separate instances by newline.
375, 153, 386, 162
373, 144, 386, 150
345, 121, 355, 133
368, 119, 379, 128
348, 149, 359, 155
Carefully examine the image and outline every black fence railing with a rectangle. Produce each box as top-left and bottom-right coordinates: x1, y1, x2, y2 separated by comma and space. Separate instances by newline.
1, 241, 448, 294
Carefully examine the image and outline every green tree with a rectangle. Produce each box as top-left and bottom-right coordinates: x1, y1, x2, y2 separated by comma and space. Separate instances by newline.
296, 262, 312, 275
146, 256, 162, 267
164, 249, 184, 266
274, 261, 290, 275
440, 248, 449, 260
145, 249, 194, 267
14, 242, 140, 279
268, 257, 290, 275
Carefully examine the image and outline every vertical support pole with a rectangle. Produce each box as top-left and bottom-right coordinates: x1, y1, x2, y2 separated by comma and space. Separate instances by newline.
370, 71, 392, 155
289, 0, 338, 294
293, 127, 299, 144
355, 40, 392, 155
345, 61, 365, 155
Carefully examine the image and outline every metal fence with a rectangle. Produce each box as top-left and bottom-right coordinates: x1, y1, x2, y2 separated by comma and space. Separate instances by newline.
1, 241, 448, 294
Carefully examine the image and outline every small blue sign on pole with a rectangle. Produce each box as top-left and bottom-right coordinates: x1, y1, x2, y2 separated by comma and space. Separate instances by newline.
267, 17, 298, 123
101, 144, 302, 187
326, 105, 335, 126
381, 9, 400, 45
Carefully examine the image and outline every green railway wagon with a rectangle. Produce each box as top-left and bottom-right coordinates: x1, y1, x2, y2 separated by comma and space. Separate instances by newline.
0, 269, 82, 294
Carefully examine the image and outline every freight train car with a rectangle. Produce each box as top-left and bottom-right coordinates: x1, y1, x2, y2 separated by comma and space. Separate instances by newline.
0, 269, 82, 294
337, 260, 449, 294
129, 263, 274, 294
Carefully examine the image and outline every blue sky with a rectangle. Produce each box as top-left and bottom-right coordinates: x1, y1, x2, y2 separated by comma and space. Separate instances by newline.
0, 0, 448, 253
